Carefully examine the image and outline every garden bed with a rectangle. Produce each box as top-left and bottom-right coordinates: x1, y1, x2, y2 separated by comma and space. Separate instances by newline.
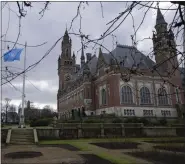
126, 151, 185, 164
39, 144, 80, 151
90, 142, 140, 149
4, 151, 43, 159
80, 154, 114, 164
154, 145, 185, 153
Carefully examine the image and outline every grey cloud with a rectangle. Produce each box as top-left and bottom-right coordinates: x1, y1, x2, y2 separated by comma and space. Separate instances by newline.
2, 2, 175, 109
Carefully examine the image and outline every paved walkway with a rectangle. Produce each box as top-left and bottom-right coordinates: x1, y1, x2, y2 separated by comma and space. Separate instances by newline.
1, 145, 85, 164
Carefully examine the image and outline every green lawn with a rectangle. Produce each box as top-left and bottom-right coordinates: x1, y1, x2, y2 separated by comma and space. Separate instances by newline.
40, 137, 185, 144
39, 137, 185, 164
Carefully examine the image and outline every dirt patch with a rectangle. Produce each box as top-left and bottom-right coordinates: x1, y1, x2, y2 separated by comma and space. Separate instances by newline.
154, 145, 185, 153
80, 154, 114, 164
144, 140, 185, 144
126, 151, 185, 164
91, 142, 140, 149
4, 151, 43, 159
39, 144, 80, 151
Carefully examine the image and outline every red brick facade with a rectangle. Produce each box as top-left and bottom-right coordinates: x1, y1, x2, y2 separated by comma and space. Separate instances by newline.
57, 8, 184, 119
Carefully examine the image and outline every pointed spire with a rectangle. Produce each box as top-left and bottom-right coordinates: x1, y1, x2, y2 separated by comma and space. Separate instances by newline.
81, 44, 85, 67
156, 7, 167, 26
64, 28, 68, 36
64, 23, 69, 37
99, 47, 102, 55
73, 51, 75, 58
81, 45, 85, 60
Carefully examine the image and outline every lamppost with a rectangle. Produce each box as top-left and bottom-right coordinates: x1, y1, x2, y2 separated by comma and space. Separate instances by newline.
4, 98, 11, 124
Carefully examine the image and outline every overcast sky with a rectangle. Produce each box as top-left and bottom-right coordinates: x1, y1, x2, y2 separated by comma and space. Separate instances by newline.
1, 2, 178, 110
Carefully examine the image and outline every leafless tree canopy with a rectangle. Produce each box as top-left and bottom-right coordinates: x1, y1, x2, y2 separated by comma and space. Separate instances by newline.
1, 1, 185, 102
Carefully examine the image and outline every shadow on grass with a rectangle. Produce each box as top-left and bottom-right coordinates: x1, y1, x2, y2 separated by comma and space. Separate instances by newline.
126, 151, 185, 164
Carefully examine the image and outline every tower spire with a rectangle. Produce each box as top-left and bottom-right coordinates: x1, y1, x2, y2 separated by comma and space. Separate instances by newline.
81, 43, 85, 67
156, 6, 167, 26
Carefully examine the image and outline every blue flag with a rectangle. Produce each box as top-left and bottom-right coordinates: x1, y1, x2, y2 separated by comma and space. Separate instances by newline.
3, 48, 23, 62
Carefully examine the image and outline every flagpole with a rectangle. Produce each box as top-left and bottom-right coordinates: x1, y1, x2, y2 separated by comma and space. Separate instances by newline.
19, 42, 27, 128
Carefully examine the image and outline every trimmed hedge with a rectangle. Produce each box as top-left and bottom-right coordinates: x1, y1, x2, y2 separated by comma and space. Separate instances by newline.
112, 118, 123, 123
30, 118, 52, 127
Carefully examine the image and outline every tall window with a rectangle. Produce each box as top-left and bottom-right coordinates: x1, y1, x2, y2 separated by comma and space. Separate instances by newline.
158, 88, 168, 105
66, 49, 68, 57
121, 86, 133, 104
175, 88, 180, 103
140, 87, 151, 104
87, 88, 90, 98
101, 88, 107, 105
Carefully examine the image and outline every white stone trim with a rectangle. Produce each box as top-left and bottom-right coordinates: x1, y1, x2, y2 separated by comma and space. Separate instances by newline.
96, 106, 177, 118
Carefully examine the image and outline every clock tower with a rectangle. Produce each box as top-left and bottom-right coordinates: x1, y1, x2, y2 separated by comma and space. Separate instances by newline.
152, 7, 177, 73
58, 29, 76, 90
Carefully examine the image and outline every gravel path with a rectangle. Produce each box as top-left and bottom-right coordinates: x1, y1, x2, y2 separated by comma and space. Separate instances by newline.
2, 145, 85, 164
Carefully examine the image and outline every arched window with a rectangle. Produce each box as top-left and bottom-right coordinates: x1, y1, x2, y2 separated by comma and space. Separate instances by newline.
121, 86, 133, 104
158, 88, 168, 105
101, 88, 107, 105
140, 87, 151, 104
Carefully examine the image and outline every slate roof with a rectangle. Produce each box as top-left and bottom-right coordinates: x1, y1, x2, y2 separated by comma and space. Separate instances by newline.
87, 55, 98, 75
70, 55, 98, 82
102, 44, 155, 69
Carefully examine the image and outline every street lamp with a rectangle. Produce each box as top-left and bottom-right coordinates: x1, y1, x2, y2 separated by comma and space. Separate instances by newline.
4, 98, 11, 124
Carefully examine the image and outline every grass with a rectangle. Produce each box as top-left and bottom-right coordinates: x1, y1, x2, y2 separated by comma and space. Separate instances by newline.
39, 137, 185, 164
39, 139, 138, 163
40, 137, 185, 144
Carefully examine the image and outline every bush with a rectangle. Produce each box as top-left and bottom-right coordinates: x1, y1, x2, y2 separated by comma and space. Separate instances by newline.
159, 118, 167, 126
30, 118, 52, 127
112, 118, 123, 123
139, 118, 151, 126
124, 117, 140, 123
83, 119, 103, 123
64, 120, 81, 123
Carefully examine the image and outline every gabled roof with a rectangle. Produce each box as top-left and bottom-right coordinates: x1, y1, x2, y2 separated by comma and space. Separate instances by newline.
87, 55, 98, 75
101, 44, 155, 69
71, 55, 98, 82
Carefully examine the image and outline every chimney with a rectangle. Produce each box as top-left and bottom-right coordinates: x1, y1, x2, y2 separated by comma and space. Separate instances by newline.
86, 53, 92, 62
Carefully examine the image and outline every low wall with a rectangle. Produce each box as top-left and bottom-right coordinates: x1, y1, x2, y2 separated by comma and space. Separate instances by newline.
36, 123, 185, 140
143, 127, 177, 137
1, 128, 9, 143
36, 128, 60, 140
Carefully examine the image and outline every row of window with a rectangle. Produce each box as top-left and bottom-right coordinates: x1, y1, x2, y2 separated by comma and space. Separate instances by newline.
143, 110, 153, 116
100, 85, 180, 106
161, 110, 171, 116
121, 86, 170, 105
101, 109, 171, 117
124, 109, 135, 116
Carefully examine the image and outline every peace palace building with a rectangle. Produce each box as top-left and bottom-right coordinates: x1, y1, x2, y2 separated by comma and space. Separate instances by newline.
57, 8, 184, 119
